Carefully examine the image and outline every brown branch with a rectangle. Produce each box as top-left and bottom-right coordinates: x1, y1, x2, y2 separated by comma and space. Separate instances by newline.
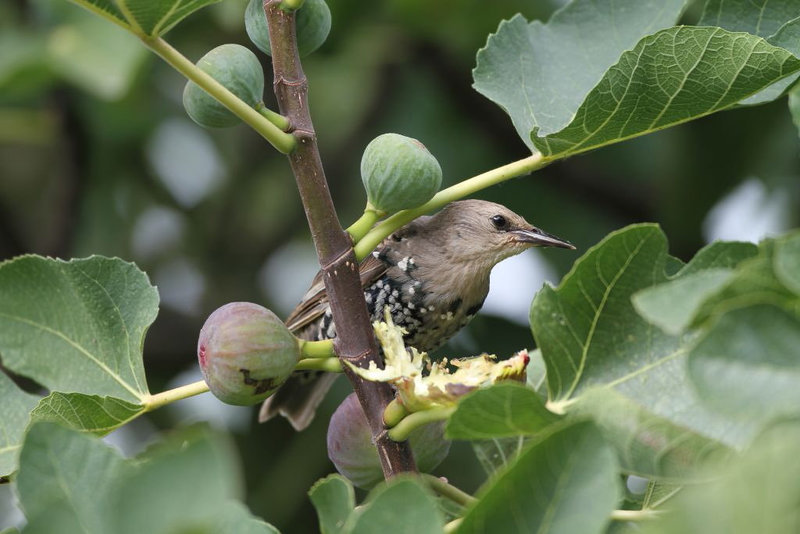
263, 0, 416, 477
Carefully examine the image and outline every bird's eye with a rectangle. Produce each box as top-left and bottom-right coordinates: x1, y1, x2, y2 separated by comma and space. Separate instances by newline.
490, 214, 508, 229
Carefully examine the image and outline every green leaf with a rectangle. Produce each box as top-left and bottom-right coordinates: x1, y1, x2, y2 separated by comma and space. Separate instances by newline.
458, 422, 620, 534
309, 474, 355, 534
699, 0, 800, 105
347, 477, 444, 534
471, 436, 528, 476
530, 224, 754, 467
633, 269, 735, 334
0, 255, 157, 403
69, 0, 220, 37
641, 419, 800, 534
699, 0, 800, 37
531, 27, 800, 157
473, 0, 687, 151
0, 372, 40, 476
16, 423, 131, 533
445, 382, 558, 440
775, 232, 800, 295
29, 392, 144, 435
16, 422, 253, 534
689, 304, 800, 421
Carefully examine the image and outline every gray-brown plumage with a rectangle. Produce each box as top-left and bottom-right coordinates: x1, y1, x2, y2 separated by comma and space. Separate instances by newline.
259, 199, 574, 430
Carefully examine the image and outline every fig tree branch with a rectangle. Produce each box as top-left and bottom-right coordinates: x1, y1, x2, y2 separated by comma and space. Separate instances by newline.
263, 0, 417, 478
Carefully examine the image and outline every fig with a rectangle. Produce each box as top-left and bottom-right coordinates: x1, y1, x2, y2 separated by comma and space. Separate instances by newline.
327, 393, 451, 489
360, 133, 442, 214
245, 0, 331, 58
182, 44, 265, 128
198, 302, 300, 405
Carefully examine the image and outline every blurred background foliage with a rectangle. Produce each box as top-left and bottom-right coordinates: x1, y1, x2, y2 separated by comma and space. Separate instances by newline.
0, 0, 798, 531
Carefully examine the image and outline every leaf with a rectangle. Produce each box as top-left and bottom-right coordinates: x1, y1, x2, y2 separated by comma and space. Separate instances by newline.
530, 224, 754, 464
472, 436, 528, 476
347, 477, 444, 534
699, 0, 800, 104
16, 422, 254, 534
445, 382, 558, 440
309, 474, 355, 534
0, 372, 40, 476
688, 304, 800, 421
640, 419, 800, 534
473, 0, 687, 151
29, 392, 144, 435
632, 268, 735, 334
0, 255, 157, 403
16, 423, 131, 533
458, 421, 620, 534
69, 0, 221, 37
530, 27, 800, 157
775, 232, 800, 295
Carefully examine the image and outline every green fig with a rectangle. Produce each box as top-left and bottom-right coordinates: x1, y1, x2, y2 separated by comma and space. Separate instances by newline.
245, 0, 331, 57
327, 393, 451, 489
182, 44, 264, 128
360, 133, 442, 214
198, 302, 300, 406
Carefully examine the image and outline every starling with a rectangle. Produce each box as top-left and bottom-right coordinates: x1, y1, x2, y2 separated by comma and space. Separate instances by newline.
259, 199, 574, 430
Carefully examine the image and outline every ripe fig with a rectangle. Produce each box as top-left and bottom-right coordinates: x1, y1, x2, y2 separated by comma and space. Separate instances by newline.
182, 44, 265, 128
360, 133, 442, 214
198, 302, 300, 406
327, 393, 451, 489
245, 0, 331, 57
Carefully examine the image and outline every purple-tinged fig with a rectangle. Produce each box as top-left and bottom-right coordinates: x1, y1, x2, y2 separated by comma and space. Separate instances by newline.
327, 393, 450, 489
360, 133, 442, 214
198, 302, 299, 406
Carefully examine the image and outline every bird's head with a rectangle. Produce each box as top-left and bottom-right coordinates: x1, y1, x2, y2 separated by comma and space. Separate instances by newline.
429, 199, 575, 268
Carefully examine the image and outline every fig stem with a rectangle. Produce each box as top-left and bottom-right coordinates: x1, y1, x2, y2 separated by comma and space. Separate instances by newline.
280, 0, 305, 10
383, 398, 408, 428
299, 338, 336, 358
142, 380, 210, 412
142, 36, 296, 154
255, 102, 291, 131
420, 474, 476, 508
443, 519, 462, 534
346, 206, 382, 243
610, 510, 662, 522
354, 153, 548, 260
387, 406, 456, 442
295, 357, 343, 372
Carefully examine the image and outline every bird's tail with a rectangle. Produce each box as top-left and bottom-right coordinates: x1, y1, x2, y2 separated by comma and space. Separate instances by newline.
258, 371, 340, 431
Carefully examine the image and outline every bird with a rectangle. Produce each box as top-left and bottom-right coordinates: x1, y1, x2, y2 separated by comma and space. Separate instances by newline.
259, 199, 575, 430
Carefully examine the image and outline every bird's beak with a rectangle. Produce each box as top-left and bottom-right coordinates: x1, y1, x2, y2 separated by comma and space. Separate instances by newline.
512, 227, 576, 249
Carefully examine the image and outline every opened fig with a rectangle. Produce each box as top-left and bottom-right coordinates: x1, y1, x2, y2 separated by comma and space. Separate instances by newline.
360, 133, 442, 214
245, 0, 331, 57
198, 302, 300, 405
327, 393, 450, 489
182, 44, 265, 128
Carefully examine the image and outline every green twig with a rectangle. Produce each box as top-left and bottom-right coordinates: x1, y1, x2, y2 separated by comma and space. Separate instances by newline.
142, 380, 210, 412
443, 519, 462, 533
421, 473, 476, 507
142, 36, 296, 154
387, 406, 455, 441
255, 102, 291, 131
295, 357, 343, 372
346, 205, 382, 243
354, 153, 548, 260
299, 338, 336, 358
383, 398, 409, 428
281, 0, 306, 9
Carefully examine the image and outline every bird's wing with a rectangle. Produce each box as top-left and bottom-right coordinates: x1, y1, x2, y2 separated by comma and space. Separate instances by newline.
284, 250, 389, 334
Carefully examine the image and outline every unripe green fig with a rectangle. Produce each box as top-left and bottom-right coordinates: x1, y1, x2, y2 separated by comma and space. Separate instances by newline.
360, 133, 442, 214
198, 302, 300, 406
182, 44, 264, 128
245, 0, 331, 57
327, 393, 451, 489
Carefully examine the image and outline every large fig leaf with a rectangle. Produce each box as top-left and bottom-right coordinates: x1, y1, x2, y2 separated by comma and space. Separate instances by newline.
68, 0, 220, 36
473, 0, 687, 151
